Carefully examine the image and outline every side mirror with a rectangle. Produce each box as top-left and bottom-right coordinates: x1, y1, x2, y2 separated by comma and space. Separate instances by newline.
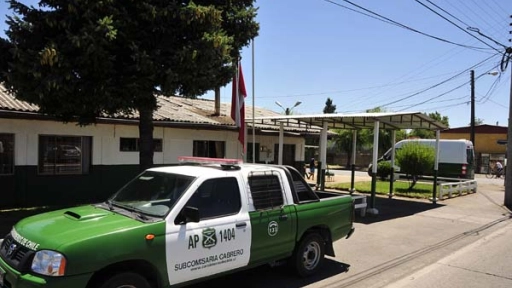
181, 206, 200, 223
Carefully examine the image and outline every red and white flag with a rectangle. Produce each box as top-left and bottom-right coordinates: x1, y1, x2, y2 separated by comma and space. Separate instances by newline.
231, 61, 247, 150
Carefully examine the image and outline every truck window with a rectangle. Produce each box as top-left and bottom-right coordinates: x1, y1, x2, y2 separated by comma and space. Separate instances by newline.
186, 177, 241, 220
111, 171, 194, 217
286, 167, 319, 202
248, 174, 284, 210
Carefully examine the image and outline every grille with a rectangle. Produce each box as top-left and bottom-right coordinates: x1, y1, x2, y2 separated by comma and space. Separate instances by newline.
0, 234, 33, 271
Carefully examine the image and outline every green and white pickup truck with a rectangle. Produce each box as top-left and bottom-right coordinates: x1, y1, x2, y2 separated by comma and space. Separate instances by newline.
0, 157, 355, 288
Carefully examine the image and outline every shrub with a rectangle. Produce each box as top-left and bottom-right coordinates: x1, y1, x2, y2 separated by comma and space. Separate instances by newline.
395, 142, 435, 177
377, 161, 393, 180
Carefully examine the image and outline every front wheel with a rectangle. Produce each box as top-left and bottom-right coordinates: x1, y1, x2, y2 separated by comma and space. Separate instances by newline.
99, 272, 151, 288
291, 233, 325, 277
486, 169, 494, 179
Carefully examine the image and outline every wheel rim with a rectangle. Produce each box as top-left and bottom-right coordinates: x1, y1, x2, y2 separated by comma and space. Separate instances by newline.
302, 241, 321, 270
116, 285, 137, 288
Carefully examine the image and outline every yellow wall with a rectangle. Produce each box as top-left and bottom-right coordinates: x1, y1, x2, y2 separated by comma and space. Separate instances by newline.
441, 132, 506, 154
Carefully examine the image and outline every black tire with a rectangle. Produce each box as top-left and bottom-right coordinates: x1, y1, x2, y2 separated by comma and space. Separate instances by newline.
99, 272, 151, 288
291, 233, 325, 277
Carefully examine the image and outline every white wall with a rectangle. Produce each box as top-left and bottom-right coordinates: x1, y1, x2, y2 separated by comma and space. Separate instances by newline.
1, 118, 305, 166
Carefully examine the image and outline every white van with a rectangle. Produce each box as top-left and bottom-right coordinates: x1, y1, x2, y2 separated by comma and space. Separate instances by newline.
371, 139, 475, 179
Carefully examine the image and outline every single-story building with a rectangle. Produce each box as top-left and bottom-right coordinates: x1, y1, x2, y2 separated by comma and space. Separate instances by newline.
440, 124, 507, 173
0, 86, 316, 209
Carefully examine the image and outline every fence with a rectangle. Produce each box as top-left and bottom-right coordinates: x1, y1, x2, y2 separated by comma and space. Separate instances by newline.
438, 180, 477, 199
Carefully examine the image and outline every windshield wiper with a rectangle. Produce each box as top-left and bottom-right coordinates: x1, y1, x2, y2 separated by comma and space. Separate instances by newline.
106, 199, 114, 211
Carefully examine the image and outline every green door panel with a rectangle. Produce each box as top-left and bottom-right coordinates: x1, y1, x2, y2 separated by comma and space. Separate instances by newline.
248, 205, 296, 265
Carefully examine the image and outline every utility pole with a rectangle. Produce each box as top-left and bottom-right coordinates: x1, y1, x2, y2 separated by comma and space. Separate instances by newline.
505, 15, 512, 209
470, 70, 475, 148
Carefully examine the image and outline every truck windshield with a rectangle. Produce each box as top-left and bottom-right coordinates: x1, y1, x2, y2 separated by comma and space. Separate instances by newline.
109, 171, 195, 217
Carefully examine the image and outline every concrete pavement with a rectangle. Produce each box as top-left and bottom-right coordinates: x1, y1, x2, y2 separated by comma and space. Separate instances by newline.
315, 174, 512, 288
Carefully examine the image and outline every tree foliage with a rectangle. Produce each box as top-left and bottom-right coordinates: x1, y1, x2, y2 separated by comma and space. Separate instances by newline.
395, 142, 435, 190
359, 106, 407, 155
1, 0, 259, 170
323, 97, 336, 114
410, 112, 450, 139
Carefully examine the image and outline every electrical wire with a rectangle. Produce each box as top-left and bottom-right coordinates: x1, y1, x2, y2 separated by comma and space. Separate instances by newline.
414, 0, 503, 54
377, 52, 500, 108
260, 71, 463, 99
397, 65, 502, 111
479, 73, 502, 103
322, 0, 492, 51
424, 0, 471, 28
469, 0, 507, 31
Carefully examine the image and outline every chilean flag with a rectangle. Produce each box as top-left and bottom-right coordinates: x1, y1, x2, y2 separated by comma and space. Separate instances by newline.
231, 62, 247, 150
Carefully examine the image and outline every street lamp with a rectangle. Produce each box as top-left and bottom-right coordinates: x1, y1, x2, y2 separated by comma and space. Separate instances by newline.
470, 70, 499, 149
275, 101, 302, 115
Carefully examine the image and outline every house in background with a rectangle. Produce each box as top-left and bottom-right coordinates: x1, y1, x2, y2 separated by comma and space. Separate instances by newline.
0, 86, 314, 209
440, 124, 507, 173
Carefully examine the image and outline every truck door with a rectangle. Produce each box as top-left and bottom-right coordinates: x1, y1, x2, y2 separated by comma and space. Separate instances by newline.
247, 173, 296, 265
165, 176, 251, 285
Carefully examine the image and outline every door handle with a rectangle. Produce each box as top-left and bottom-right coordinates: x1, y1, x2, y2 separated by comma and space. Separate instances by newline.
236, 222, 247, 228
279, 214, 288, 221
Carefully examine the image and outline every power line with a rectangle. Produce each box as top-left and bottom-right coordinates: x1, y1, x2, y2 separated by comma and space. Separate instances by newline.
424, 0, 471, 28
397, 65, 502, 111
260, 71, 463, 99
322, 0, 492, 51
414, 0, 503, 54
451, 0, 504, 37
469, 0, 507, 31
378, 53, 501, 108
489, 0, 508, 15
479, 73, 502, 103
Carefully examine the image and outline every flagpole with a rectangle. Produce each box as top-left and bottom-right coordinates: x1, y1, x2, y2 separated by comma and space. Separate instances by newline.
251, 39, 256, 163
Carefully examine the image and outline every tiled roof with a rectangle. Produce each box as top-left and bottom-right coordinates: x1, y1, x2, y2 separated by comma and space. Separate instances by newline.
0, 84, 314, 132
0, 85, 39, 112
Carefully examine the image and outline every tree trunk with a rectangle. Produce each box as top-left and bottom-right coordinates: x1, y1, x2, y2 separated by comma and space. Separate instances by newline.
139, 107, 154, 172
214, 86, 220, 116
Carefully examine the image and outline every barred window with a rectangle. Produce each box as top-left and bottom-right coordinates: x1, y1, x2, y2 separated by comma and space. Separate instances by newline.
39, 135, 92, 175
248, 174, 284, 210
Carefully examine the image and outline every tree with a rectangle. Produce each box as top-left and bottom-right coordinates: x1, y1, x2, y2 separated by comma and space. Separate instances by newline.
2, 0, 259, 171
410, 112, 450, 139
395, 142, 435, 190
323, 97, 336, 114
333, 129, 357, 167
359, 107, 407, 155
469, 117, 484, 126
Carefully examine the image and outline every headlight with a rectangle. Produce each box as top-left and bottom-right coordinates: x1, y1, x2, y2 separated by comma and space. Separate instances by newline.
31, 250, 67, 276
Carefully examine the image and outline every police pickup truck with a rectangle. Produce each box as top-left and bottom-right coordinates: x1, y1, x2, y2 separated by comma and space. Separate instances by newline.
0, 157, 355, 288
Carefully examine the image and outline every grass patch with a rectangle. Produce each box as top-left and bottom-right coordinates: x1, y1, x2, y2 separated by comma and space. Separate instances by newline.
326, 180, 435, 199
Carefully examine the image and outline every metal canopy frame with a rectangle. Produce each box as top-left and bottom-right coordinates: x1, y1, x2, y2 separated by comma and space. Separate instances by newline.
249, 112, 448, 215
249, 111, 448, 131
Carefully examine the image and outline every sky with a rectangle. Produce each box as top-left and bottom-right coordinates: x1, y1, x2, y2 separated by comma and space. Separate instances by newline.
0, 1, 511, 128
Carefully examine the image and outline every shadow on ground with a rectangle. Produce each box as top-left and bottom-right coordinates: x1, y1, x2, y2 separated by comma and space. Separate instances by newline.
355, 195, 445, 225
188, 258, 350, 288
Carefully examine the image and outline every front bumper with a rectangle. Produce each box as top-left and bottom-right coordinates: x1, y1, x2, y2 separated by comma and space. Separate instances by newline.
0, 242, 92, 288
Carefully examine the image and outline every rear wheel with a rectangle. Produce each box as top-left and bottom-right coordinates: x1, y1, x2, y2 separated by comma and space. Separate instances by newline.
291, 233, 325, 277
98, 272, 151, 288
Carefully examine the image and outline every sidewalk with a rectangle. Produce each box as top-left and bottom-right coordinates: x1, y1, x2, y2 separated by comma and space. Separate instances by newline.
318, 176, 512, 288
